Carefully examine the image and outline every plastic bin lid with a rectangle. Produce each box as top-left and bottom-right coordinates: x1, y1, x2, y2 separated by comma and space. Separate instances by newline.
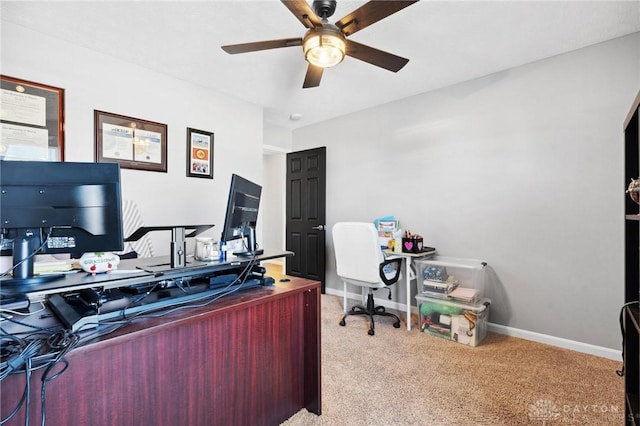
415, 295, 491, 312
414, 255, 487, 269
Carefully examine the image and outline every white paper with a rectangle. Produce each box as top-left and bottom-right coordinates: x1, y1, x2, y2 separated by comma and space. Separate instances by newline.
0, 122, 49, 160
0, 89, 47, 126
102, 123, 134, 160
133, 128, 162, 164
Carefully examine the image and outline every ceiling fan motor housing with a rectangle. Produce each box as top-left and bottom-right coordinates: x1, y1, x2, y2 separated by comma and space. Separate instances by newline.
312, 0, 337, 19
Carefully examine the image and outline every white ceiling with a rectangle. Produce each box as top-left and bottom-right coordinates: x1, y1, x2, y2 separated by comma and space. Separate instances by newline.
2, 1, 639, 129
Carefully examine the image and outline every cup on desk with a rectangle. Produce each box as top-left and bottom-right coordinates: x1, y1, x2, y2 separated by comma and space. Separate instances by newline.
394, 237, 402, 253
402, 237, 423, 253
195, 237, 219, 261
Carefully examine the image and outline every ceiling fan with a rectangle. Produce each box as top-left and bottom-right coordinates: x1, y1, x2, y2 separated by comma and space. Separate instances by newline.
221, 0, 419, 88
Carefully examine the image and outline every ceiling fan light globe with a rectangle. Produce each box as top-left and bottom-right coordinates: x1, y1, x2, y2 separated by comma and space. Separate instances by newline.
303, 31, 345, 68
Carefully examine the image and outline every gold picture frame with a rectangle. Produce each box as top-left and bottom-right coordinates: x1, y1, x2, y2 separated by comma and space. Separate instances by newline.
0, 75, 65, 161
95, 110, 167, 172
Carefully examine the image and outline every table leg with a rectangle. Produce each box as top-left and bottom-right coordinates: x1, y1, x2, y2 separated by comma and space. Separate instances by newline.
405, 257, 412, 331
343, 281, 347, 312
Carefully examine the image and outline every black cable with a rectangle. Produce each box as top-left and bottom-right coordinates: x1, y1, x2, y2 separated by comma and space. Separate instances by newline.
616, 300, 639, 377
1, 340, 42, 380
2, 256, 263, 424
1, 315, 62, 333
77, 257, 260, 344
122, 280, 163, 316
40, 333, 76, 426
0, 327, 78, 425
0, 369, 28, 425
24, 357, 32, 426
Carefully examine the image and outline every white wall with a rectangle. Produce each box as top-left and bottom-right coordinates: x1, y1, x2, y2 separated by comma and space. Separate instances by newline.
261, 121, 292, 254
292, 32, 640, 350
1, 22, 265, 255
262, 153, 287, 253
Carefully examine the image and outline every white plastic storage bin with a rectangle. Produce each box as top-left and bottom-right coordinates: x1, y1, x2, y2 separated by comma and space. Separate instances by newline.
414, 256, 487, 303
416, 295, 490, 346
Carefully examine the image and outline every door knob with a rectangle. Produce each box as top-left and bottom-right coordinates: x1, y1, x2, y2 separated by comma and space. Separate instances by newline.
312, 225, 325, 231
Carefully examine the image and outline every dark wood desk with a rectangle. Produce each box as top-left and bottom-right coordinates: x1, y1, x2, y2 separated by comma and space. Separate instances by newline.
1, 276, 321, 426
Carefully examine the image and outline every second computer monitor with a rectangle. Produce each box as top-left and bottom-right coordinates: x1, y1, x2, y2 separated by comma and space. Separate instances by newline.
220, 174, 263, 257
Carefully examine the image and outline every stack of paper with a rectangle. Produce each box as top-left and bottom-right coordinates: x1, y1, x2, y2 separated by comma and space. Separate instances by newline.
34, 260, 75, 274
449, 287, 479, 303
421, 277, 458, 298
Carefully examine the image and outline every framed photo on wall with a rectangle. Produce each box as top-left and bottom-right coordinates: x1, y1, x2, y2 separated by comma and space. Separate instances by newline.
186, 127, 214, 179
0, 75, 65, 161
95, 110, 167, 172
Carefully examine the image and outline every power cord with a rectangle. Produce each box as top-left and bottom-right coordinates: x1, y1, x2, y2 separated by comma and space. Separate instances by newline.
1, 257, 261, 424
616, 300, 639, 377
0, 339, 42, 425
1, 325, 79, 426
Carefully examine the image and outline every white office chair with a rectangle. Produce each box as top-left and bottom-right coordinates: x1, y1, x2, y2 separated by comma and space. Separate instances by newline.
332, 222, 403, 335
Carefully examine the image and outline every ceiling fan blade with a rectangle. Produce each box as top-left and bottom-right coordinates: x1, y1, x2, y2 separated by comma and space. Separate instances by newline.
345, 40, 409, 72
222, 38, 302, 54
335, 0, 419, 36
303, 64, 324, 88
281, 0, 323, 29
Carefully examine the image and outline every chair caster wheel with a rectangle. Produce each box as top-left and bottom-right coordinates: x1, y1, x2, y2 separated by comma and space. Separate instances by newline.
393, 322, 401, 328
368, 329, 375, 336
339, 319, 346, 326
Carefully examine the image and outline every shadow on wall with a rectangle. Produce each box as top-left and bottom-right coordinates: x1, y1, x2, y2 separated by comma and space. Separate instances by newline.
485, 264, 511, 324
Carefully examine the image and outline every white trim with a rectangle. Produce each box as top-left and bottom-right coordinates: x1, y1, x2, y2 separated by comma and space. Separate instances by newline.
487, 323, 622, 361
262, 144, 290, 155
326, 288, 419, 315
326, 290, 622, 361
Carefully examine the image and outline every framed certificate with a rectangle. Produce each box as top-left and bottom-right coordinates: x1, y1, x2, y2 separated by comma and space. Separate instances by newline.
95, 110, 167, 172
186, 127, 214, 179
0, 75, 65, 161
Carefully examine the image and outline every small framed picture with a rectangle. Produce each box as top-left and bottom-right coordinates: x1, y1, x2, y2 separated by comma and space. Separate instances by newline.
95, 110, 167, 172
186, 127, 214, 179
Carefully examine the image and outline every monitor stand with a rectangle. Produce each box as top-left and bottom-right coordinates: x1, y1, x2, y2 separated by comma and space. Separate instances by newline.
233, 249, 264, 258
1, 236, 63, 294
232, 227, 263, 257
125, 224, 214, 269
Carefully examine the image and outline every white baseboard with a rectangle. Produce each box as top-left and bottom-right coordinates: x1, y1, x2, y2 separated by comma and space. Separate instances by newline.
325, 289, 622, 362
326, 287, 419, 314
487, 323, 621, 361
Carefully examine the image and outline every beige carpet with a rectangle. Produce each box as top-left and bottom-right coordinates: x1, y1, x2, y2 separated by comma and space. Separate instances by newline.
282, 294, 624, 425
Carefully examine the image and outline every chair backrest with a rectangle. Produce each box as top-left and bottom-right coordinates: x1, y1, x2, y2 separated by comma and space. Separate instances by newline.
332, 222, 385, 285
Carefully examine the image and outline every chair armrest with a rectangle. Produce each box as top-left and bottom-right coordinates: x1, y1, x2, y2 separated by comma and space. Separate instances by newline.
379, 258, 403, 285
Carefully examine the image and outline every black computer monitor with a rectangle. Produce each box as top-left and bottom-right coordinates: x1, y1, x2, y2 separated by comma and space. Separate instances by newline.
0, 160, 124, 290
220, 174, 263, 257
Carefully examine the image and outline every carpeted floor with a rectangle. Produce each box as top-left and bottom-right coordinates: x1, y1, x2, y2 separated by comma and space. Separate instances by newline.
281, 294, 624, 425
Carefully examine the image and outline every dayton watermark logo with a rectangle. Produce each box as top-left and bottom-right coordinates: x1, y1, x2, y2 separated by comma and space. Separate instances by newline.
528, 399, 561, 424
528, 399, 621, 424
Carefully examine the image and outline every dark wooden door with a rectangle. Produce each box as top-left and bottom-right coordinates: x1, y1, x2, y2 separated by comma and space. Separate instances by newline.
286, 147, 326, 292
